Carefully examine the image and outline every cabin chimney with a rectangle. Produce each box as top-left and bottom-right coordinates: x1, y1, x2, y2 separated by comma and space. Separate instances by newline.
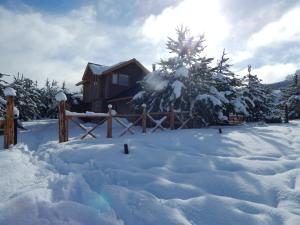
152, 64, 156, 72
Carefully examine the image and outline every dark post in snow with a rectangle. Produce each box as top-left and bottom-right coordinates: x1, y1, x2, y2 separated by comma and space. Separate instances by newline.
56, 91, 68, 143
284, 104, 289, 123
124, 144, 129, 154
170, 103, 175, 130
107, 104, 113, 138
4, 87, 16, 149
14, 119, 17, 144
142, 104, 147, 133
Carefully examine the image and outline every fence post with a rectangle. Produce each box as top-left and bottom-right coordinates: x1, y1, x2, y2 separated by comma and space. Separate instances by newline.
55, 91, 68, 143
107, 104, 112, 138
142, 103, 147, 133
170, 103, 175, 130
4, 87, 16, 149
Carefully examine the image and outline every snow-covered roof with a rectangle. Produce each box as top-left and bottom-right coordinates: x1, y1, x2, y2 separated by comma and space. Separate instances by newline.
89, 64, 110, 75
88, 59, 148, 76
76, 58, 150, 86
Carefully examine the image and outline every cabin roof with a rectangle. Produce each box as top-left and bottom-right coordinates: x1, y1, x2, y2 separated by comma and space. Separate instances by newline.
89, 58, 149, 76
88, 63, 110, 75
76, 58, 149, 86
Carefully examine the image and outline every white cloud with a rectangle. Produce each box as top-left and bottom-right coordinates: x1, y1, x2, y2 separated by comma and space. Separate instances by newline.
0, 5, 153, 89
247, 7, 300, 50
233, 5, 300, 63
253, 63, 300, 83
0, 6, 103, 87
236, 63, 300, 83
229, 51, 253, 64
142, 0, 231, 56
230, 6, 300, 80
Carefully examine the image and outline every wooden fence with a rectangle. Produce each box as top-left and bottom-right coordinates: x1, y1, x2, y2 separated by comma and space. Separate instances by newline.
56, 92, 249, 143
1, 88, 16, 149
57, 96, 199, 143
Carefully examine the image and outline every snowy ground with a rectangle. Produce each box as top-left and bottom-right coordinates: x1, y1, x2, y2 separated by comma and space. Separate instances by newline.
0, 119, 300, 225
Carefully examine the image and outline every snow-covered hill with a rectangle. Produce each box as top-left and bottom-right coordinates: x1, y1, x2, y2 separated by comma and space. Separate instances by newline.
1, 120, 300, 225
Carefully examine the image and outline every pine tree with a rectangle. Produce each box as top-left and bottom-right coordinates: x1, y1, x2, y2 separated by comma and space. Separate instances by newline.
285, 70, 300, 119
241, 65, 268, 121
264, 87, 282, 123
134, 26, 214, 120
39, 79, 60, 118
10, 75, 42, 120
133, 26, 242, 125
0, 73, 9, 118
212, 50, 245, 121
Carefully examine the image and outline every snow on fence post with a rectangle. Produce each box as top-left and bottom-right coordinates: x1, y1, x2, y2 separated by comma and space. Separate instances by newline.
107, 104, 113, 138
55, 91, 68, 143
4, 87, 16, 149
170, 103, 175, 130
142, 104, 147, 133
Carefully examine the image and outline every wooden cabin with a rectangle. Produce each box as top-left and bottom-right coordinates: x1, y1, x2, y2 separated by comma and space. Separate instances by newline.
76, 58, 149, 114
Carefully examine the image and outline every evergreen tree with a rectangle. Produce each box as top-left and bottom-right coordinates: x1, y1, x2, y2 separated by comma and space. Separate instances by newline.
39, 79, 60, 118
10, 75, 42, 120
134, 26, 244, 125
284, 70, 300, 119
264, 87, 282, 123
0, 73, 9, 118
212, 50, 245, 121
241, 65, 268, 121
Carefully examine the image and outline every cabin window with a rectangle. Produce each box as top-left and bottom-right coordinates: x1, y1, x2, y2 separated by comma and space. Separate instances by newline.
93, 76, 97, 86
112, 74, 118, 84
119, 74, 129, 86
112, 73, 129, 86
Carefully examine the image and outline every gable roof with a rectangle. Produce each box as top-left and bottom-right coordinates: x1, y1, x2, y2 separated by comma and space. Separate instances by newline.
76, 58, 149, 86
88, 63, 110, 75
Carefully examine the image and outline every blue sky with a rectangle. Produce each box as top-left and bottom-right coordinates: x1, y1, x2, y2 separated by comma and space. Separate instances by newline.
0, 0, 299, 88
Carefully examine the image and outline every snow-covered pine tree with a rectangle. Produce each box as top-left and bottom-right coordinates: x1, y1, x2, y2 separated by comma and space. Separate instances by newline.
263, 87, 282, 123
135, 26, 209, 112
39, 79, 60, 118
240, 65, 268, 121
134, 26, 221, 125
0, 73, 8, 118
284, 70, 300, 119
11, 75, 42, 120
211, 50, 246, 122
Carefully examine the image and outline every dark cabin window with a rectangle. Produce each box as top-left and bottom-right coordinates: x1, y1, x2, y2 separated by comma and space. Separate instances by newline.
112, 73, 129, 86
119, 74, 129, 86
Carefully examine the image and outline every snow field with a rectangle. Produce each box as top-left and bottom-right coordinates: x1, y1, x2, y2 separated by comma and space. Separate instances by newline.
0, 120, 300, 224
